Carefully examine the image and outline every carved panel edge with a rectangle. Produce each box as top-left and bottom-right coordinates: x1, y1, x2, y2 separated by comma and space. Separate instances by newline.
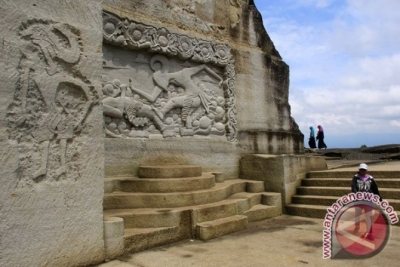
102, 11, 237, 143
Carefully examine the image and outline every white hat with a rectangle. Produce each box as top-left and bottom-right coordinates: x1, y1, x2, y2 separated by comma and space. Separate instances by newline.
359, 163, 368, 170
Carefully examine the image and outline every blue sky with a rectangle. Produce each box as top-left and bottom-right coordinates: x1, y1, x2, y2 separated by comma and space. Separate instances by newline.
253, 0, 400, 148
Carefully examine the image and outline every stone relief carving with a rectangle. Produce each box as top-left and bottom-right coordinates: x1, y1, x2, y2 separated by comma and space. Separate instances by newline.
229, 0, 244, 28
6, 20, 98, 183
102, 11, 237, 142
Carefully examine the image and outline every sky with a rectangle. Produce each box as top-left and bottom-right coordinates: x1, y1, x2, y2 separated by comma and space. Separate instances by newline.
253, 0, 400, 148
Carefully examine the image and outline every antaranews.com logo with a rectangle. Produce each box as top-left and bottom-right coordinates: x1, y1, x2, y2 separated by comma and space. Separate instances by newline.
323, 192, 398, 259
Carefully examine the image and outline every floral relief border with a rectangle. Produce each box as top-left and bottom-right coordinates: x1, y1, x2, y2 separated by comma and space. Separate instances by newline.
102, 11, 237, 142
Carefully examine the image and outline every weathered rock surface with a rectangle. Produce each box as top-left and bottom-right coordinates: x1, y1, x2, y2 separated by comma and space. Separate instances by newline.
101, 0, 303, 178
1, 1, 305, 266
1, 1, 105, 267
310, 144, 400, 161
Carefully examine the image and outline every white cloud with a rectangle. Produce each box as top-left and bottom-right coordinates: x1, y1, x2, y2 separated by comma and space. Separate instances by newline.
255, 0, 400, 146
391, 120, 400, 128
339, 55, 400, 89
327, 1, 400, 56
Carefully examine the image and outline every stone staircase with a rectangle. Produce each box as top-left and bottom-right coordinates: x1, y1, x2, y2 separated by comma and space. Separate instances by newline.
104, 165, 282, 253
286, 169, 400, 224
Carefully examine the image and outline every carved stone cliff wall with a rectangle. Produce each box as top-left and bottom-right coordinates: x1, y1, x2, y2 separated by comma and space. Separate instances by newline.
102, 0, 303, 177
0, 1, 303, 266
0, 1, 105, 266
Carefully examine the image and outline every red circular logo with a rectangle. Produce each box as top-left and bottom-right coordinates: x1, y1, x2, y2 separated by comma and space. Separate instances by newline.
334, 201, 390, 258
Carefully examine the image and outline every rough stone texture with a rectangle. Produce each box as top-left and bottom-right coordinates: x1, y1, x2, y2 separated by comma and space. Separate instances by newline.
105, 138, 241, 178
94, 214, 400, 267
1, 1, 305, 265
103, 165, 283, 252
316, 145, 400, 160
0, 1, 105, 266
104, 217, 125, 260
287, 163, 400, 222
363, 144, 400, 154
108, 174, 216, 193
138, 165, 202, 178
239, 154, 327, 210
196, 215, 248, 241
262, 192, 282, 207
101, 0, 303, 176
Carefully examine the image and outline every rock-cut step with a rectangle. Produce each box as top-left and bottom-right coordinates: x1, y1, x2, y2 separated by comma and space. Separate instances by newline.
292, 195, 400, 211
103, 164, 283, 253
243, 204, 281, 222
302, 178, 400, 188
104, 179, 265, 209
124, 226, 185, 253
286, 204, 328, 218
296, 186, 400, 199
307, 170, 400, 179
104, 173, 216, 193
107, 192, 282, 252
104, 192, 281, 229
138, 165, 202, 178
286, 203, 400, 226
196, 215, 248, 241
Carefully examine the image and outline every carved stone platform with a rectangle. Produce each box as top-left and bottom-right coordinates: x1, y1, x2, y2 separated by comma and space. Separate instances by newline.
103, 165, 282, 254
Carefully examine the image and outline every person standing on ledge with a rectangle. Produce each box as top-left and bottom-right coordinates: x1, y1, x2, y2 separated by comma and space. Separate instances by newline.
308, 126, 317, 149
351, 163, 382, 241
316, 125, 327, 149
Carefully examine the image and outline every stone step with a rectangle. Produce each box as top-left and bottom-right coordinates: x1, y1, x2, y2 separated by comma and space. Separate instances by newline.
291, 195, 400, 211
105, 208, 185, 228
104, 173, 216, 193
286, 203, 337, 218
286, 204, 400, 226
196, 215, 248, 241
296, 186, 400, 199
108, 192, 282, 252
301, 178, 400, 188
193, 192, 281, 223
291, 195, 339, 206
307, 170, 400, 179
193, 193, 260, 223
104, 179, 265, 209
288, 169, 400, 229
243, 204, 281, 222
103, 163, 282, 253
138, 165, 202, 178
121, 203, 279, 253
104, 179, 244, 209
124, 226, 185, 253
104, 192, 278, 228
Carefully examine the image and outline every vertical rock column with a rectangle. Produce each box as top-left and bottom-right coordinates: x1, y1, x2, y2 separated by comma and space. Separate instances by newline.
0, 1, 105, 266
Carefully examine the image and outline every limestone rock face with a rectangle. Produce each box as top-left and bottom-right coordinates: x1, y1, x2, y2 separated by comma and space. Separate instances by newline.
102, 0, 303, 177
1, 0, 303, 266
0, 1, 105, 266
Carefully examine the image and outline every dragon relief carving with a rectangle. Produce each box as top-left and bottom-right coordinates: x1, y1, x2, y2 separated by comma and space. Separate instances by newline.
7, 20, 98, 183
